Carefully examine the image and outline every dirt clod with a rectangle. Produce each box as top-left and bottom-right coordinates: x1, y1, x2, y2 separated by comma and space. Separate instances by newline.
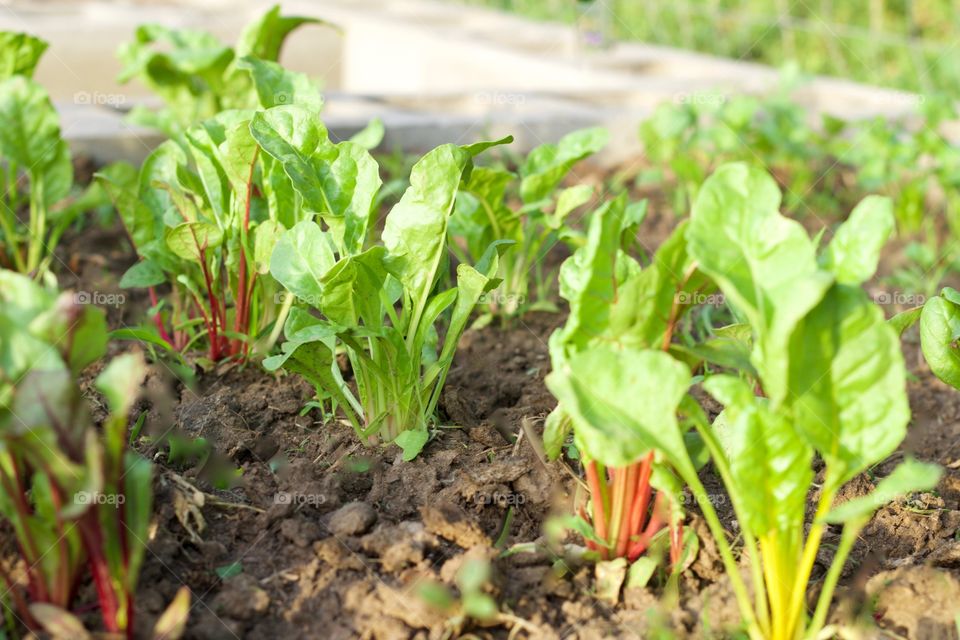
326, 501, 377, 537
867, 566, 960, 639
212, 574, 271, 621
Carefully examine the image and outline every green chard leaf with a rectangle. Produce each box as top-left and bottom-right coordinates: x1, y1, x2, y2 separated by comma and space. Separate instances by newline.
520, 127, 608, 203
237, 56, 322, 111
787, 285, 910, 487
920, 290, 960, 390
0, 31, 48, 79
546, 347, 692, 471
235, 4, 322, 62
820, 195, 894, 285
688, 162, 832, 405
269, 220, 336, 305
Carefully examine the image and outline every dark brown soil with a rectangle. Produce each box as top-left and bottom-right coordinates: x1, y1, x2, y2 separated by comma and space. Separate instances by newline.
6, 173, 960, 639
117, 320, 960, 640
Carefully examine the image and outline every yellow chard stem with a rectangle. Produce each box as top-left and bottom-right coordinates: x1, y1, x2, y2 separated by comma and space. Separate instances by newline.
783, 489, 835, 639
760, 533, 786, 640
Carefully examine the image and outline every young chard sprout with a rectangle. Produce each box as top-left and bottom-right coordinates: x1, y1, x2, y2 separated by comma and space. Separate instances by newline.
450, 127, 609, 319
675, 163, 942, 640
99, 59, 381, 363
898, 286, 960, 390
0, 270, 186, 638
116, 4, 323, 139
261, 123, 513, 460
0, 32, 108, 276
544, 193, 711, 565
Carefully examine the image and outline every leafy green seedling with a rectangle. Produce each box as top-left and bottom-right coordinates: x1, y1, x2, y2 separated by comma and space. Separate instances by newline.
262, 124, 511, 459
450, 127, 609, 318
0, 32, 108, 276
0, 270, 179, 637
116, 4, 323, 138
100, 63, 383, 364
673, 163, 942, 640
639, 77, 839, 220
98, 80, 312, 360
912, 286, 960, 390
544, 192, 710, 565
418, 557, 498, 638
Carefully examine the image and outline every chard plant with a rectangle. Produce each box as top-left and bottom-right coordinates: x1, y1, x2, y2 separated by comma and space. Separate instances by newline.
568, 163, 940, 640
0, 31, 107, 276
259, 111, 511, 459
99, 64, 380, 363
117, 4, 322, 138
898, 286, 960, 391
450, 127, 608, 318
638, 75, 838, 219
544, 192, 710, 565
838, 95, 960, 234
0, 270, 187, 638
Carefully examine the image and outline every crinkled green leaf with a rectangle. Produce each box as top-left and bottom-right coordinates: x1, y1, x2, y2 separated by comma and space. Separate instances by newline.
119, 260, 166, 289
689, 162, 832, 405
350, 117, 384, 150
0, 31, 48, 79
821, 195, 894, 285
0, 76, 69, 195
554, 195, 628, 350
165, 221, 224, 261
452, 166, 518, 263
249, 105, 333, 211
235, 5, 321, 62
608, 221, 709, 350
383, 140, 509, 313
920, 293, 960, 390
237, 56, 322, 111
705, 378, 812, 535
320, 247, 388, 326
546, 347, 692, 470
520, 127, 608, 203
788, 285, 909, 487
269, 220, 336, 306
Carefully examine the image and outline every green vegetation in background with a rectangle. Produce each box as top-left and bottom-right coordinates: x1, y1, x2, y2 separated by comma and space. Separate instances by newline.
638, 74, 960, 302
0, 271, 190, 639
454, 0, 960, 96
0, 32, 110, 277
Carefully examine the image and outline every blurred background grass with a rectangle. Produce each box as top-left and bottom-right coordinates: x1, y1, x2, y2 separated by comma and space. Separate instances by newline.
450, 0, 960, 95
